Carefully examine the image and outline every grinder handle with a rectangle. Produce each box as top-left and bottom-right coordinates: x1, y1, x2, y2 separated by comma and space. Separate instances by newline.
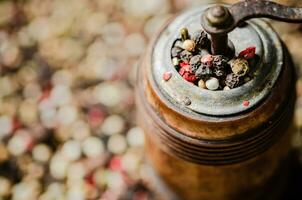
202, 0, 302, 55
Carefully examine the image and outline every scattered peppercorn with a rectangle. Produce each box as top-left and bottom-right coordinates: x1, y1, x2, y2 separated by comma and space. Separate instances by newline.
172, 57, 179, 66
225, 73, 240, 89
206, 77, 219, 90
163, 71, 172, 81
195, 63, 213, 79
180, 61, 189, 68
192, 30, 209, 48
183, 73, 197, 82
239, 46, 256, 60
183, 40, 196, 52
179, 65, 190, 75
180, 28, 189, 42
223, 86, 231, 91
198, 79, 206, 89
189, 55, 202, 72
179, 65, 197, 82
213, 55, 228, 66
243, 100, 250, 107
180, 50, 193, 62
230, 58, 249, 77
212, 55, 228, 77
201, 54, 214, 66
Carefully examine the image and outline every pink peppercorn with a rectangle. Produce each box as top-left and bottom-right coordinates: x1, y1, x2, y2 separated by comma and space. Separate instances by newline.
179, 65, 197, 82
180, 61, 189, 68
183, 73, 197, 82
163, 71, 172, 81
109, 156, 122, 171
179, 65, 191, 76
201, 54, 214, 66
88, 107, 105, 127
239, 46, 256, 60
243, 100, 250, 107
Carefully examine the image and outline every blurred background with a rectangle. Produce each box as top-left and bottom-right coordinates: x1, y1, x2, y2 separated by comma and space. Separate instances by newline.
0, 0, 301, 199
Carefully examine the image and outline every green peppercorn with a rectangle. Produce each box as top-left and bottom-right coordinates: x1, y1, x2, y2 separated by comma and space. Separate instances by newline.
180, 28, 189, 42
230, 58, 249, 77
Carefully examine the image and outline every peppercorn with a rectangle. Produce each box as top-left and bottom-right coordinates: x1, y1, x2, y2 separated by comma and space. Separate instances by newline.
225, 73, 240, 89
213, 68, 225, 77
223, 86, 231, 91
183, 73, 197, 82
183, 40, 196, 52
239, 46, 256, 60
180, 61, 189, 67
206, 77, 220, 91
179, 65, 197, 83
163, 71, 172, 81
212, 55, 228, 77
201, 54, 214, 66
198, 79, 206, 89
195, 63, 213, 79
213, 55, 228, 67
180, 28, 189, 42
189, 55, 202, 72
171, 46, 183, 58
180, 50, 193, 62
192, 30, 209, 48
230, 58, 249, 77
172, 57, 179, 66
243, 100, 250, 107
179, 65, 190, 76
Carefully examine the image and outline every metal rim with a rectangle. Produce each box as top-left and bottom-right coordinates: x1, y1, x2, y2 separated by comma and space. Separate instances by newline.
137, 62, 295, 165
150, 5, 283, 116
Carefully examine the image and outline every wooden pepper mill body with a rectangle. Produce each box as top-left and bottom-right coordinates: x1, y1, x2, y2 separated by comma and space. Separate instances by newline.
136, 5, 296, 200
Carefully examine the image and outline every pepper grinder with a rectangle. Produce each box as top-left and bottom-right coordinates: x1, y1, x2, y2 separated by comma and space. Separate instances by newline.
136, 1, 301, 200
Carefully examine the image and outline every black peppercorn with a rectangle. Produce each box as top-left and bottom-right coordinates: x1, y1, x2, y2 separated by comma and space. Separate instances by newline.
212, 55, 228, 77
213, 55, 228, 67
213, 68, 225, 77
180, 50, 193, 62
195, 63, 213, 79
225, 73, 241, 89
192, 30, 209, 48
171, 46, 183, 58
189, 55, 202, 72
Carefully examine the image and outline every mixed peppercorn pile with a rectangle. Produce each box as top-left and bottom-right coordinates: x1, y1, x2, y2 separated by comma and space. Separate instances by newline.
171, 27, 257, 90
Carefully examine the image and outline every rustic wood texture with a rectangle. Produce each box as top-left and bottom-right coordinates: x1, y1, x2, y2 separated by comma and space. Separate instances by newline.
136, 12, 297, 199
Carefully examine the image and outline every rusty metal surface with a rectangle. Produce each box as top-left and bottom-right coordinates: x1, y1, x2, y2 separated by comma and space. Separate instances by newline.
151, 5, 283, 116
